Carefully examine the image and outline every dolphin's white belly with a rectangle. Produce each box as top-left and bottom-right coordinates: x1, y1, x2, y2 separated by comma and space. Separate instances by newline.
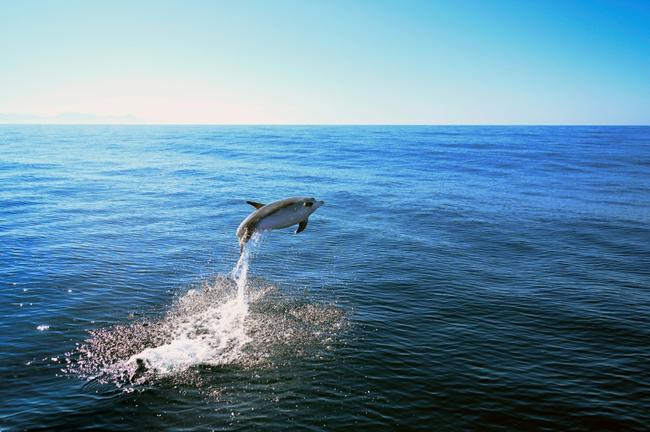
257, 205, 308, 231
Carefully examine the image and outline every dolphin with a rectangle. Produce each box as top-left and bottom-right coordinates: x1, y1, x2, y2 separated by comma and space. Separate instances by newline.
236, 196, 324, 252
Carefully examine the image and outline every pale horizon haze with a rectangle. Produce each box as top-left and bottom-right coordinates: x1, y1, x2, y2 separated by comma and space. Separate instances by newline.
1, 0, 649, 125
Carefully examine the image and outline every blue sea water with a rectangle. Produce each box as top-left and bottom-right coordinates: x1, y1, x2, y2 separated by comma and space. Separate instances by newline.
0, 125, 649, 431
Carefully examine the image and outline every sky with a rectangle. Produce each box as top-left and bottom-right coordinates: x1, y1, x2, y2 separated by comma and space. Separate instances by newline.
1, 0, 649, 124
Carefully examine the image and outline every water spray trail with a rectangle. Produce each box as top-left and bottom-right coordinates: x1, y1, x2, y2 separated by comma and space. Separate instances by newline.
230, 232, 263, 307
232, 245, 250, 307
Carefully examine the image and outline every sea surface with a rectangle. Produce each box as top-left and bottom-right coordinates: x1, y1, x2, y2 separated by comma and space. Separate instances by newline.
1, 125, 649, 431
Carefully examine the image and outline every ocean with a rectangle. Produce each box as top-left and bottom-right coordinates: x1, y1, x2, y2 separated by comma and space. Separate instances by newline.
1, 125, 649, 430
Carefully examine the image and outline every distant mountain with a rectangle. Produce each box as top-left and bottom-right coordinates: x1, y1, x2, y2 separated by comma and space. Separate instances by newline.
0, 112, 144, 124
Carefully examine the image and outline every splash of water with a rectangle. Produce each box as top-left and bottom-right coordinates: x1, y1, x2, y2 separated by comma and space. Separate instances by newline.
65, 232, 346, 389
118, 235, 263, 377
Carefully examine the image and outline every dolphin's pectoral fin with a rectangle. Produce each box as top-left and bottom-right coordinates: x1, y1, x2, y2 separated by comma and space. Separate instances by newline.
296, 218, 309, 234
246, 201, 265, 209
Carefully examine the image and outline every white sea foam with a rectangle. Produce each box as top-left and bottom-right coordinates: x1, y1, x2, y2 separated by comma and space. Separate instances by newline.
124, 293, 252, 375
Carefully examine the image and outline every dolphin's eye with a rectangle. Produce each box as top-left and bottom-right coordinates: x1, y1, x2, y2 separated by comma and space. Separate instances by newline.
304, 201, 313, 207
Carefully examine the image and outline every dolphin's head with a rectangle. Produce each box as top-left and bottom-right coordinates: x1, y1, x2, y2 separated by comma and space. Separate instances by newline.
302, 197, 325, 213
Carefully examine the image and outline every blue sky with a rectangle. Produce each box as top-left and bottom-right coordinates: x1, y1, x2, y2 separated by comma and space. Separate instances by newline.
1, 0, 648, 124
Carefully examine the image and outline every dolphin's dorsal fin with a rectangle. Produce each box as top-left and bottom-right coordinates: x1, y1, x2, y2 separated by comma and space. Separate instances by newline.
246, 201, 265, 209
296, 218, 309, 234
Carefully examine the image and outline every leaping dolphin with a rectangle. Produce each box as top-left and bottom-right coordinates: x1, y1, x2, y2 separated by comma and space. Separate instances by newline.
236, 196, 324, 252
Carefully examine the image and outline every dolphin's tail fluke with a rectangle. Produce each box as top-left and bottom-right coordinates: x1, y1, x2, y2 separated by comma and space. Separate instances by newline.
237, 228, 253, 254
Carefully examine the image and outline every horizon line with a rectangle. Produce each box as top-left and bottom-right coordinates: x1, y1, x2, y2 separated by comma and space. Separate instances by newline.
0, 123, 648, 127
